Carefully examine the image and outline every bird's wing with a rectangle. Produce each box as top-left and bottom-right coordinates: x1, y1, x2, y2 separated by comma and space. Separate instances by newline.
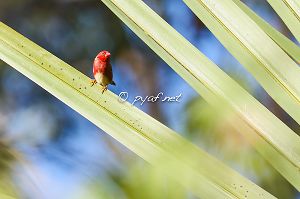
105, 62, 113, 82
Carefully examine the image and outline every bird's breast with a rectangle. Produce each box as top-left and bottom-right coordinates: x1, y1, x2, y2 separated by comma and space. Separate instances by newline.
94, 71, 110, 86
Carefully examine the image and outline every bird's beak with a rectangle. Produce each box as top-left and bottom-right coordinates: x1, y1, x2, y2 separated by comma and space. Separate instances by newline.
105, 52, 111, 58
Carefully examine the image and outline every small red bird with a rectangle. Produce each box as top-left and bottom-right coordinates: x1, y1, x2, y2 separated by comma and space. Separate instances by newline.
91, 50, 116, 93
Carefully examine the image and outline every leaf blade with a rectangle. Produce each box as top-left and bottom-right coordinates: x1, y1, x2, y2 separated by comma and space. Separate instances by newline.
183, 0, 300, 126
267, 0, 300, 43
232, 0, 300, 63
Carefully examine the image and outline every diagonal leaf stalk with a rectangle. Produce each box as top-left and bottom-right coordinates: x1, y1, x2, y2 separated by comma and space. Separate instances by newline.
0, 22, 276, 199
0, 174, 18, 199
232, 0, 300, 63
0, 194, 16, 199
266, 0, 300, 43
183, 0, 300, 126
100, 0, 300, 190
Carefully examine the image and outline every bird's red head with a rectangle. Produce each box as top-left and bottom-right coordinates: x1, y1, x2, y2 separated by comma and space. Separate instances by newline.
96, 50, 111, 62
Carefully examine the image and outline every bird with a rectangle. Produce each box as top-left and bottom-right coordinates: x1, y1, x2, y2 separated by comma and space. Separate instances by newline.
91, 50, 116, 93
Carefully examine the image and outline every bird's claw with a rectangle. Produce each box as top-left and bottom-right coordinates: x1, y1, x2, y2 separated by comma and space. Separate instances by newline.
101, 86, 108, 94
90, 79, 97, 87
91, 79, 108, 94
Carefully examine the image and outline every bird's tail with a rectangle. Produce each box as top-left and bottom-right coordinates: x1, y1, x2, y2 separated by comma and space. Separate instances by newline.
111, 81, 116, 86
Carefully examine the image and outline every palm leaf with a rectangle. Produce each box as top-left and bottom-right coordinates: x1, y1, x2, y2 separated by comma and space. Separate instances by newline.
101, 0, 300, 190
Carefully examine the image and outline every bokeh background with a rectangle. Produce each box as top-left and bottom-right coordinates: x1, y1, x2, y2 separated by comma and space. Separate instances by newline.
0, 0, 299, 198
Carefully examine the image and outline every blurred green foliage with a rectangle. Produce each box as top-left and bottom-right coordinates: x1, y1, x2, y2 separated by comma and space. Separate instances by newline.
0, 141, 18, 198
185, 97, 297, 198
